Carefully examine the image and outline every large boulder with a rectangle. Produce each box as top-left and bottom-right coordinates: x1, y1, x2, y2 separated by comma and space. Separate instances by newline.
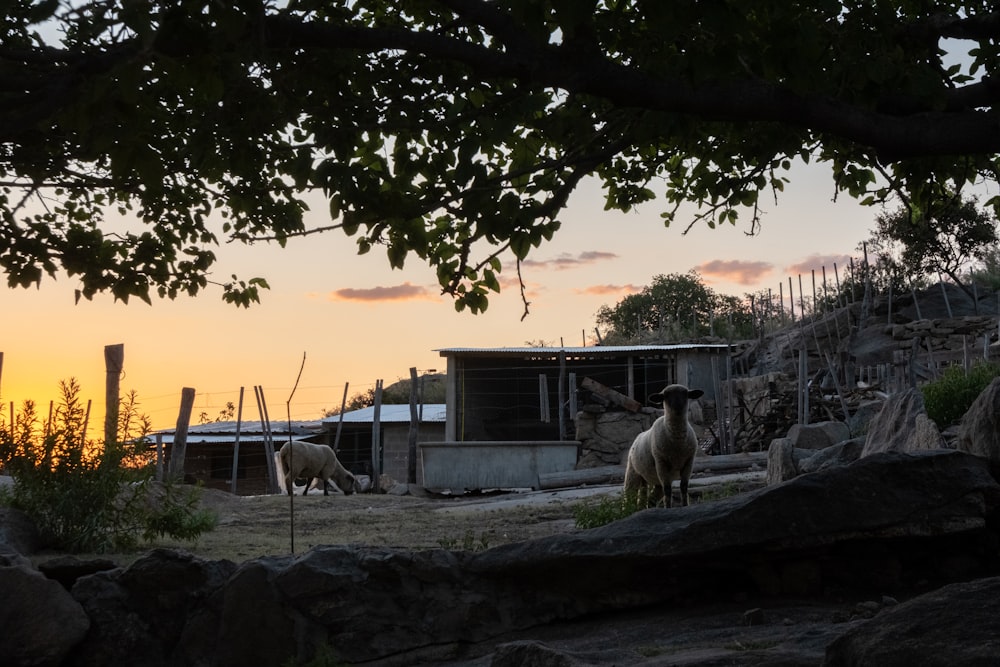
0, 553, 90, 667
824, 577, 1000, 666
786, 420, 851, 450
68, 549, 237, 667
798, 437, 865, 475
956, 377, 1000, 465
862, 388, 946, 456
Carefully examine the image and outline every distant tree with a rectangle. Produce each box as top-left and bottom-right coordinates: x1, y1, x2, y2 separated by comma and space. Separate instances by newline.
871, 196, 997, 299
596, 271, 722, 343
197, 401, 236, 425
324, 374, 447, 416
6, 3, 1000, 313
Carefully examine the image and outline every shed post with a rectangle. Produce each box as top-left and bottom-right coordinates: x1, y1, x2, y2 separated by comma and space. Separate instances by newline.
407, 367, 419, 484
371, 380, 383, 485
558, 350, 566, 440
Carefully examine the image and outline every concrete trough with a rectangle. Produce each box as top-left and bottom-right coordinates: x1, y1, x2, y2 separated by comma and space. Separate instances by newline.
420, 440, 580, 491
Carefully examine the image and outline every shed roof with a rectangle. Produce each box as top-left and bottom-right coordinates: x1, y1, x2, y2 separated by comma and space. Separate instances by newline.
321, 404, 447, 425
150, 420, 323, 445
435, 344, 730, 358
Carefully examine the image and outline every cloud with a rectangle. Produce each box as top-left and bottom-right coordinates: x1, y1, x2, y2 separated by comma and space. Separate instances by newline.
575, 284, 642, 297
784, 253, 855, 277
515, 250, 619, 271
326, 282, 438, 303
695, 259, 774, 286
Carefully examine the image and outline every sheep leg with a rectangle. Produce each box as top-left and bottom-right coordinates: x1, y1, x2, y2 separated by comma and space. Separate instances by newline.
322, 478, 330, 496
654, 460, 673, 508
678, 458, 694, 507
301, 478, 311, 496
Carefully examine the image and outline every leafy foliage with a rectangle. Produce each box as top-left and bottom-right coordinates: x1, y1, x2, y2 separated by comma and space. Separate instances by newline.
595, 271, 756, 342
3, 3, 1000, 312
868, 196, 998, 299
0, 379, 216, 553
921, 362, 1000, 429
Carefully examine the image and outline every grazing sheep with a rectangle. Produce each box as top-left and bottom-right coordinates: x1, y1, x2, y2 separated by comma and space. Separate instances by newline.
623, 384, 704, 508
278, 441, 360, 496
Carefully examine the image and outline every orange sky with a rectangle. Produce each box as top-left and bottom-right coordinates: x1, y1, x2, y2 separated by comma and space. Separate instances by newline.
1, 163, 878, 434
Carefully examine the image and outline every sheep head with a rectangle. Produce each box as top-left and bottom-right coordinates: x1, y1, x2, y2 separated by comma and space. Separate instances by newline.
648, 384, 704, 413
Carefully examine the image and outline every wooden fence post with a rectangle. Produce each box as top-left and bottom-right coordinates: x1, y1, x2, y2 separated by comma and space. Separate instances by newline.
104, 344, 124, 445
167, 387, 196, 482
229, 387, 245, 495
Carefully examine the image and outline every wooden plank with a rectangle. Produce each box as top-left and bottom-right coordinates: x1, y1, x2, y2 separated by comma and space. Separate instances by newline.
581, 377, 643, 412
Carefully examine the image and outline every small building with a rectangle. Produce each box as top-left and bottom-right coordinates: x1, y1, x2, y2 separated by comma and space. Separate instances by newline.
151, 420, 324, 495
435, 344, 730, 442
321, 404, 447, 486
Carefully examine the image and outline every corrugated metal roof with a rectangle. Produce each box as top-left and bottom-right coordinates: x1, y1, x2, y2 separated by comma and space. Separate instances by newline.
321, 404, 447, 425
151, 420, 324, 438
149, 433, 315, 446
435, 344, 729, 356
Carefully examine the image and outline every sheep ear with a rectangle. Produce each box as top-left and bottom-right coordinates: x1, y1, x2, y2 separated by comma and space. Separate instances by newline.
648, 393, 664, 404
688, 389, 704, 400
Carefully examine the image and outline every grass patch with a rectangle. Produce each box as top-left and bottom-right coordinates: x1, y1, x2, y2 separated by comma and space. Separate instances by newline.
573, 492, 642, 529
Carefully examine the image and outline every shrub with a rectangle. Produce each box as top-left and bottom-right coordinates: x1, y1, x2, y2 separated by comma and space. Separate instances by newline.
0, 379, 216, 553
921, 361, 1000, 428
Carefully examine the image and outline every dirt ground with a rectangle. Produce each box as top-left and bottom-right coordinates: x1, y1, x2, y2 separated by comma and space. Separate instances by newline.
145, 484, 620, 564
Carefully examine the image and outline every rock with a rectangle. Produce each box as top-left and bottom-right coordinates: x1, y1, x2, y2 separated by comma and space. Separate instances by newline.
862, 388, 946, 456
824, 577, 1000, 666
69, 549, 237, 667
786, 421, 851, 450
798, 437, 865, 474
0, 553, 90, 667
40, 451, 1000, 666
574, 410, 653, 468
765, 437, 810, 484
0, 506, 42, 556
956, 377, 1000, 464
37, 556, 118, 591
847, 399, 885, 437
490, 640, 586, 667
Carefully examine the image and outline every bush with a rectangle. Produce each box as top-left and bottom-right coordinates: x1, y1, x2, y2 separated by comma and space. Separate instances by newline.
921, 362, 1000, 428
0, 379, 216, 553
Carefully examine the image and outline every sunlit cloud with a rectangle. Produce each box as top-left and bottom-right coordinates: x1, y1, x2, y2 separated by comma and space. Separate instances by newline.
575, 284, 642, 297
784, 253, 855, 276
498, 274, 545, 300
696, 259, 774, 286
326, 282, 438, 303
515, 250, 619, 271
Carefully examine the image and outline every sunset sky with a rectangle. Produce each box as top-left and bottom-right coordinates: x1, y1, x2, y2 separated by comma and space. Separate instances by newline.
1, 159, 886, 433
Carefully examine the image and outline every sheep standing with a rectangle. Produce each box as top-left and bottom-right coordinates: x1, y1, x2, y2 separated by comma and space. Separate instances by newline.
623, 384, 704, 508
278, 441, 359, 496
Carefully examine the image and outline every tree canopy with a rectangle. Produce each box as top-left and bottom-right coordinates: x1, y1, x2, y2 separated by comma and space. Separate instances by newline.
595, 271, 753, 342
5, 1, 1000, 311
871, 195, 998, 297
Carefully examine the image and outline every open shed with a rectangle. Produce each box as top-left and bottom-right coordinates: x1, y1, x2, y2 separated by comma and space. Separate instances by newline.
435, 344, 730, 442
